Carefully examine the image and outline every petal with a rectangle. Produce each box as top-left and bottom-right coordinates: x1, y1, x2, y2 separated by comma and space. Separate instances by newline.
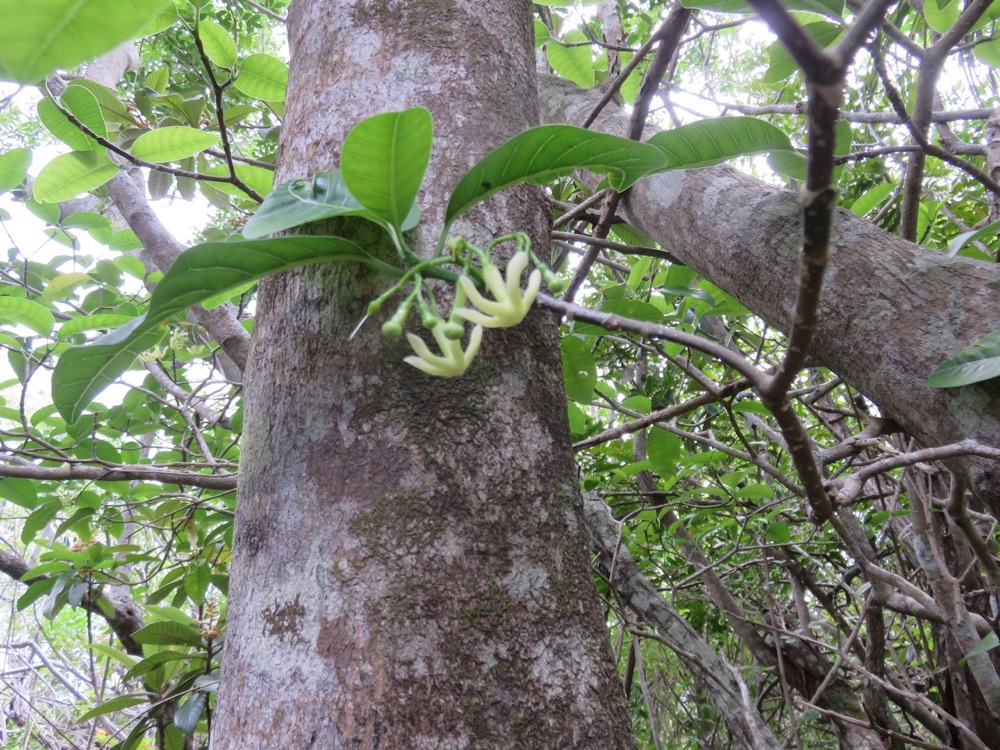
505, 252, 530, 302
403, 354, 451, 377
521, 269, 541, 310
459, 276, 510, 317
463, 324, 483, 365
482, 264, 509, 301
453, 306, 501, 328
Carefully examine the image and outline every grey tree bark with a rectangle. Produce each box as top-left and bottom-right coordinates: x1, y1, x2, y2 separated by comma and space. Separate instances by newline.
211, 0, 633, 747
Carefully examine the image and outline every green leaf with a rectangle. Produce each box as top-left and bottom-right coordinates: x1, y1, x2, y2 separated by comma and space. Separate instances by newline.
927, 331, 1000, 388
961, 631, 1000, 666
765, 521, 792, 544
174, 691, 209, 736
0, 147, 30, 192
33, 151, 118, 203
234, 53, 288, 102
131, 126, 219, 163
849, 182, 895, 216
40, 272, 92, 304
132, 620, 204, 647
0, 477, 37, 509
123, 650, 192, 681
768, 150, 807, 181
65, 80, 137, 124
53, 236, 393, 422
762, 22, 842, 84
341, 107, 433, 230
198, 164, 274, 199
974, 37, 1000, 67
0, 0, 172, 83
647, 429, 680, 475
561, 336, 597, 403
0, 297, 55, 335
76, 693, 152, 723
198, 19, 237, 68
22, 500, 61, 544
546, 30, 594, 88
646, 117, 791, 170
948, 219, 1000, 258
58, 313, 135, 339
680, 0, 843, 18
445, 125, 668, 225
924, 0, 959, 33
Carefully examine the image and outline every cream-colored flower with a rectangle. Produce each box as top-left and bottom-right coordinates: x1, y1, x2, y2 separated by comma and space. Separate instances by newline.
454, 251, 541, 328
404, 323, 483, 377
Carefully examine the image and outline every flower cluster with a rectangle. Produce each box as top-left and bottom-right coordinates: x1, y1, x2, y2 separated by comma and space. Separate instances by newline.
371, 234, 561, 378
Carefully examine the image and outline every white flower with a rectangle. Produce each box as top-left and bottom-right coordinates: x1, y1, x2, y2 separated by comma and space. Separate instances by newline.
404, 323, 483, 377
453, 251, 541, 328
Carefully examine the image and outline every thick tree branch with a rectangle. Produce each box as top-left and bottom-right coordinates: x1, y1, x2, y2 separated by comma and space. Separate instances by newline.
0, 461, 237, 490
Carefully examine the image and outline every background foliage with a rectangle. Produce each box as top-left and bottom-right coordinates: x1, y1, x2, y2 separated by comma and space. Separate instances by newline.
0, 0, 998, 748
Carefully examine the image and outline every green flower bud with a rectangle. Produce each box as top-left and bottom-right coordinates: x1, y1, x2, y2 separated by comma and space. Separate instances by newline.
367, 298, 384, 316
442, 319, 466, 340
381, 319, 404, 339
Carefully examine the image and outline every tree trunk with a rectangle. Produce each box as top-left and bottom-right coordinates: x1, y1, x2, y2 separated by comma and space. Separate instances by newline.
211, 1, 633, 747
539, 76, 1000, 514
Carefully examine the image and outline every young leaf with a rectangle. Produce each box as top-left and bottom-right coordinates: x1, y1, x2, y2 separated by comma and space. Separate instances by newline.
0, 0, 171, 83
0, 147, 30, 192
33, 151, 118, 203
341, 107, 433, 230
198, 19, 238, 68
53, 237, 397, 422
445, 125, 668, 225
131, 126, 219, 163
233, 53, 288, 102
926, 331, 1000, 388
646, 117, 792, 170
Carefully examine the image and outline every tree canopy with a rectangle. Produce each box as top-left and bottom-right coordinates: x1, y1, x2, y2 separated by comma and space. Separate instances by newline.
0, 0, 999, 748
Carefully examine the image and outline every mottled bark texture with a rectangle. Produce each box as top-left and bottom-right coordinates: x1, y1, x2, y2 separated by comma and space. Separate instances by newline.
539, 76, 1000, 515
211, 1, 633, 748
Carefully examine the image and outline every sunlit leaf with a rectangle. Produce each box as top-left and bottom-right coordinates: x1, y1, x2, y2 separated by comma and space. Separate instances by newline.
546, 30, 594, 88
33, 151, 118, 203
0, 0, 171, 83
198, 19, 238, 68
341, 107, 433, 230
131, 126, 219, 163
0, 147, 30, 192
233, 53, 288, 102
0, 297, 55, 335
561, 335, 597, 403
39, 273, 92, 304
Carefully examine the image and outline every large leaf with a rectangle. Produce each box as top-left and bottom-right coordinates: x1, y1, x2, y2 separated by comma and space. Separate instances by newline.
948, 219, 1000, 258
0, 0, 171, 83
33, 151, 118, 203
233, 53, 288, 102
53, 237, 395, 422
131, 126, 219, 163
38, 88, 107, 151
546, 30, 595, 88
341, 107, 433, 230
646, 117, 792, 169
927, 331, 1000, 388
133, 620, 204, 648
561, 336, 597, 403
65, 80, 138, 124
0, 297, 55, 336
198, 19, 237, 68
445, 125, 669, 224
0, 148, 30, 192
244, 170, 418, 239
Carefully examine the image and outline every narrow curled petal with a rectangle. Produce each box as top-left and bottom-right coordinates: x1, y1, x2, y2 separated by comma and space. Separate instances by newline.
504, 252, 531, 302
403, 325, 482, 377
454, 252, 540, 328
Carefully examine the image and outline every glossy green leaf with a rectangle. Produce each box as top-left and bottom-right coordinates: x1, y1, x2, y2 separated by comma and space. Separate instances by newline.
244, 170, 419, 238
341, 107, 433, 230
927, 331, 1000, 388
198, 19, 238, 68
849, 182, 895, 216
647, 429, 681, 475
0, 297, 55, 335
33, 151, 118, 203
234, 53, 288, 102
647, 117, 792, 169
0, 147, 30, 192
446, 125, 668, 224
546, 30, 594, 88
763, 22, 842, 84
38, 98, 99, 152
0, 0, 171, 83
924, 0, 959, 33
561, 336, 597, 403
768, 150, 807, 181
53, 236, 395, 422
132, 620, 204, 647
132, 126, 219, 163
